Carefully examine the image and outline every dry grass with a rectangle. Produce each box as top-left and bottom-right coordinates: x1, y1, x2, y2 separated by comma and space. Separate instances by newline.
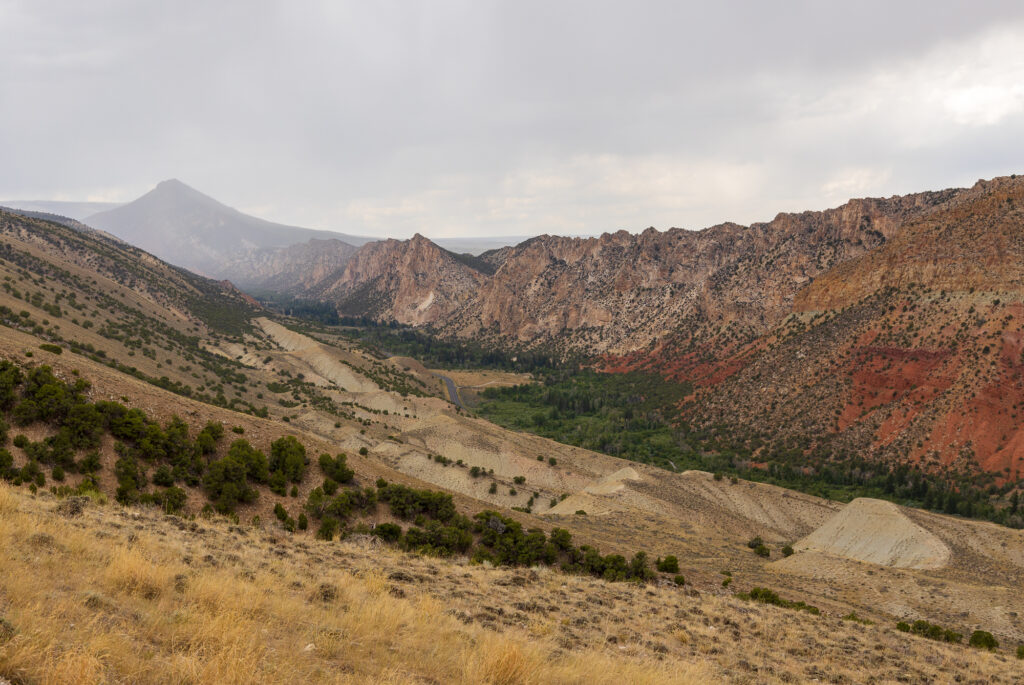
1, 483, 1020, 685
0, 482, 708, 684
0, 493, 16, 519
103, 545, 178, 599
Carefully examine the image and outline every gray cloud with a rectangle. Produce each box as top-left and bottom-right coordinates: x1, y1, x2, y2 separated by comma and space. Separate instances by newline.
2, 0, 1023, 238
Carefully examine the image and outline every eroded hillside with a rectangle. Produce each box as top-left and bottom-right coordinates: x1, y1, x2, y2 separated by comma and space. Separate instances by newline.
690, 176, 1024, 478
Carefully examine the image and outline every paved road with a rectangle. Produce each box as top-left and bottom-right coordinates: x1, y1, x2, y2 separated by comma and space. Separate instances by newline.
432, 372, 465, 409
379, 345, 465, 409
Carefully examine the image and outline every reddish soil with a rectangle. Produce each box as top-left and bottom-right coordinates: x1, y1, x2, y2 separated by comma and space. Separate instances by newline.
600, 338, 761, 387
838, 346, 956, 432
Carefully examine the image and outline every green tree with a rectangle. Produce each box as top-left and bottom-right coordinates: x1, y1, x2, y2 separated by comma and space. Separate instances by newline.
318, 452, 353, 483
969, 630, 998, 651
270, 436, 306, 483
227, 439, 269, 483
204, 453, 258, 513
656, 555, 679, 573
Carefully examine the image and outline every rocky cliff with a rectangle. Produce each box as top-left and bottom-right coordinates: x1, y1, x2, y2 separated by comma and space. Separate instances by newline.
316, 234, 487, 325
796, 176, 1024, 311
219, 238, 358, 293
304, 187, 961, 354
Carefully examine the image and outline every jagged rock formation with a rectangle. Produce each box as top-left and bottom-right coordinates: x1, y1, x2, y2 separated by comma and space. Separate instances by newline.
796, 175, 1024, 310
219, 238, 359, 292
299, 188, 961, 354
315, 234, 488, 325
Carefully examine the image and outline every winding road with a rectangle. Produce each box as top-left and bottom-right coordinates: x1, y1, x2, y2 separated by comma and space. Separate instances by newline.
432, 372, 465, 409
376, 343, 465, 409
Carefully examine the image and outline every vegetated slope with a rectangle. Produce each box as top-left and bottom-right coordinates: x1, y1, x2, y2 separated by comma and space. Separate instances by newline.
0, 206, 97, 232
690, 175, 1024, 482
0, 209, 257, 331
85, 179, 369, 277
0, 208, 277, 412
277, 186, 960, 355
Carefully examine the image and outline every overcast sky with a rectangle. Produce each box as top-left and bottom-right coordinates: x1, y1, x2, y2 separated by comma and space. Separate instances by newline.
2, 1, 1023, 239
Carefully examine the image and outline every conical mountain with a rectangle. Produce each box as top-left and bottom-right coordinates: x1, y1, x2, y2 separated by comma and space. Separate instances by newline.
86, 179, 369, 276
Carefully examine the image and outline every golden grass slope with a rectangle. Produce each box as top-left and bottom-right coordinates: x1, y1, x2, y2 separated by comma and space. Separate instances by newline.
0, 483, 700, 685
4, 483, 1024, 684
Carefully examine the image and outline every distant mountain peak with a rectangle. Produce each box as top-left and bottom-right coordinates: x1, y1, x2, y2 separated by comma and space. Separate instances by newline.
156, 178, 189, 189
84, 181, 371, 276
144, 178, 220, 206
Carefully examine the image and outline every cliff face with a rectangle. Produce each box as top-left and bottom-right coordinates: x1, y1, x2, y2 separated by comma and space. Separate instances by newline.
796, 176, 1024, 311
306, 188, 960, 354
317, 234, 487, 325
448, 190, 957, 353
219, 238, 358, 293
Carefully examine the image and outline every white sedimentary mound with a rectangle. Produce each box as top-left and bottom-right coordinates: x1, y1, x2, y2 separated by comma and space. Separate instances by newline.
794, 498, 950, 569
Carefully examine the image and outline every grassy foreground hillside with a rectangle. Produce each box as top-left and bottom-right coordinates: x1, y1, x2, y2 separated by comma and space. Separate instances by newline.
4, 482, 1023, 684
0, 483, 692, 684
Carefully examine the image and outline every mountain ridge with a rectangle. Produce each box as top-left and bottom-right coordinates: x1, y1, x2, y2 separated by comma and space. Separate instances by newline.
289, 183, 968, 355
85, 179, 371, 278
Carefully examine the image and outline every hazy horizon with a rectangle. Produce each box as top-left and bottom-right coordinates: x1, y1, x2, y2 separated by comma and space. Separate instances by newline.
3, 1, 1023, 239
